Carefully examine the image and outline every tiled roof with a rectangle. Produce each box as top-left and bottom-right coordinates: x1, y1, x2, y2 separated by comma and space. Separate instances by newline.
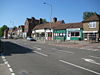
54, 22, 83, 29
34, 21, 64, 30
33, 21, 82, 30
83, 14, 100, 22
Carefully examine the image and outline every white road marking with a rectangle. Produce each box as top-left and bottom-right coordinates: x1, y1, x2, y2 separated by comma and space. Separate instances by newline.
7, 63, 11, 68
11, 73, 16, 75
9, 68, 13, 72
1, 53, 16, 75
80, 47, 99, 51
58, 50, 73, 54
90, 56, 100, 59
1, 56, 6, 59
4, 61, 8, 64
33, 47, 42, 50
59, 60, 100, 75
34, 51, 48, 57
51, 48, 73, 54
3, 58, 7, 62
82, 58, 100, 66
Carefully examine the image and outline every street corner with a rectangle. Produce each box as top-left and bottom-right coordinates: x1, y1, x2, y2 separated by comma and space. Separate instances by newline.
0, 56, 3, 64
0, 54, 11, 75
0, 63, 11, 75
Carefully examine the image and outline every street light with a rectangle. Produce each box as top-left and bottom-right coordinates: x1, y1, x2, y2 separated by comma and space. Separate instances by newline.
43, 2, 53, 40
43, 2, 52, 25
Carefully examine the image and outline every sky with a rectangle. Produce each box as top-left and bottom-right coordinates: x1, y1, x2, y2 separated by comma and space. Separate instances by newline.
0, 0, 100, 28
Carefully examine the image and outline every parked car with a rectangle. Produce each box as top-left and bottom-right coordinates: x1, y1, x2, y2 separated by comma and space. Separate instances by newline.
26, 37, 36, 41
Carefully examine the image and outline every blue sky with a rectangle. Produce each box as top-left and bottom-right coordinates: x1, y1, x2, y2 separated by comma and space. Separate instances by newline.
0, 0, 100, 27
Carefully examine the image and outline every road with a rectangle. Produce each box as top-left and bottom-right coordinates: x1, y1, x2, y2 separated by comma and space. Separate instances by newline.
1, 39, 100, 75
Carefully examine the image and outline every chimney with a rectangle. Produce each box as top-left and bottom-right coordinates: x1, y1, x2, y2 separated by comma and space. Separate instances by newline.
39, 18, 43, 24
53, 17, 57, 23
32, 17, 35, 20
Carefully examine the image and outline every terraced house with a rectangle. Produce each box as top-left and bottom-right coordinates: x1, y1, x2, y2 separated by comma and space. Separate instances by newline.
4, 14, 100, 43
32, 17, 65, 40
53, 22, 83, 41
83, 14, 100, 42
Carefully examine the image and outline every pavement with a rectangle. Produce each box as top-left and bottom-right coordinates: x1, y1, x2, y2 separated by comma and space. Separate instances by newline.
0, 54, 11, 75
37, 40, 100, 51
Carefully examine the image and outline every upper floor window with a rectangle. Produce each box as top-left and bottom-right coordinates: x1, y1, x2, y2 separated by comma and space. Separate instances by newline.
88, 22, 96, 28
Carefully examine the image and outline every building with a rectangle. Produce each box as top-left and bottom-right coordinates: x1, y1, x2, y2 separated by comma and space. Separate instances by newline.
53, 22, 83, 41
33, 17, 65, 40
24, 17, 43, 38
17, 25, 25, 38
83, 14, 100, 42
4, 28, 9, 39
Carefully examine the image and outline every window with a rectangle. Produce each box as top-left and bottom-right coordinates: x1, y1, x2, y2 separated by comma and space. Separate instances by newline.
84, 33, 87, 39
88, 22, 96, 28
48, 32, 52, 37
71, 32, 80, 37
89, 33, 96, 40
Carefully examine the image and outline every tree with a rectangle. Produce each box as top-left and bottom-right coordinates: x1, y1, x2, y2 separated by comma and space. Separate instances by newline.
39, 18, 47, 24
83, 12, 97, 20
42, 19, 47, 23
0, 25, 8, 37
13, 26, 17, 30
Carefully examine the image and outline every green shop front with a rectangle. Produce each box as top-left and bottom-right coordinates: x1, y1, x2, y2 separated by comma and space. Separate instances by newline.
53, 29, 66, 41
66, 28, 83, 40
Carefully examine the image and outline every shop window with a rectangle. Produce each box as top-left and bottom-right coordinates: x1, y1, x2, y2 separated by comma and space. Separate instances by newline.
41, 32, 45, 37
71, 32, 80, 37
36, 33, 39, 37
48, 32, 52, 37
71, 32, 74, 36
89, 33, 96, 40
75, 32, 79, 36
84, 33, 87, 39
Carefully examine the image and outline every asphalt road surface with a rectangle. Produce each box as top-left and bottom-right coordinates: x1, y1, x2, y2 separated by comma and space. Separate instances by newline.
1, 39, 100, 75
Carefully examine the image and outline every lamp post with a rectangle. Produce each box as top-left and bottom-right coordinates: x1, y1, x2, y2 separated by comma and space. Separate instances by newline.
43, 2, 53, 40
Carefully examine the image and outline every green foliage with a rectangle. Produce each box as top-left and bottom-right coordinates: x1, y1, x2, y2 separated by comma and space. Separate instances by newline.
42, 19, 47, 23
83, 12, 97, 20
13, 26, 17, 30
0, 25, 8, 37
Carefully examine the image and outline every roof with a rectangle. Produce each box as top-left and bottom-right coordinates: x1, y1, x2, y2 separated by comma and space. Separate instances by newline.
54, 22, 83, 30
83, 14, 100, 22
33, 20, 64, 30
33, 21, 82, 30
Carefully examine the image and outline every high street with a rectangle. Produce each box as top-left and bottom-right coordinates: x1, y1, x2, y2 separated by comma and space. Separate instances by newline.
0, 39, 100, 75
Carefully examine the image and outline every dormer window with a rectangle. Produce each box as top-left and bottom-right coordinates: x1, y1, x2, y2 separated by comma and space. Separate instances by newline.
88, 22, 96, 28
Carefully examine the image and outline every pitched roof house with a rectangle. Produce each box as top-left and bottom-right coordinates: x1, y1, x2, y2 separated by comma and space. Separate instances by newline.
82, 14, 100, 42
24, 17, 41, 38
32, 17, 65, 40
53, 22, 83, 41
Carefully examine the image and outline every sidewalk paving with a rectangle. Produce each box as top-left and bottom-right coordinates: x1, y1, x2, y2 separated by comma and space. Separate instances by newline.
0, 63, 11, 75
0, 54, 11, 75
37, 40, 100, 50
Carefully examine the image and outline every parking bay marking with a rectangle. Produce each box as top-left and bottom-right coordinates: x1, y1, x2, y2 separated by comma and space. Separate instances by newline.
51, 48, 74, 54
34, 51, 48, 57
90, 56, 100, 59
58, 50, 74, 54
59, 60, 100, 75
33, 47, 42, 50
82, 58, 100, 66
